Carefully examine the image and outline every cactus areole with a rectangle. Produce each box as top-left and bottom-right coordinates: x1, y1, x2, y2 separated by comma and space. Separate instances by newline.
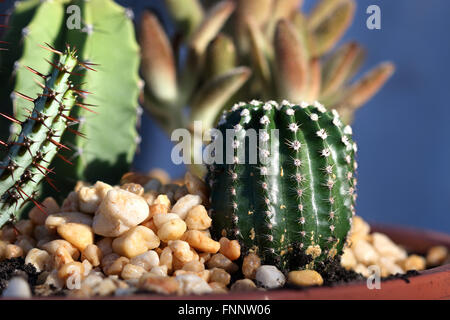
207, 100, 358, 272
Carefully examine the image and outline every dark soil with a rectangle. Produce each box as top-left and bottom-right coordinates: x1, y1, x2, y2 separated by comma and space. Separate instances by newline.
381, 270, 420, 283
0, 257, 40, 295
314, 258, 365, 286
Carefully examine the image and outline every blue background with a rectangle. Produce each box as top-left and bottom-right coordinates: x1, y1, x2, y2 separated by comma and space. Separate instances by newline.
1, 1, 449, 233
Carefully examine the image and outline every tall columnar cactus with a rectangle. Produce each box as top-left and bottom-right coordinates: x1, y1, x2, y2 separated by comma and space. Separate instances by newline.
0, 0, 141, 196
208, 100, 357, 272
0, 45, 86, 227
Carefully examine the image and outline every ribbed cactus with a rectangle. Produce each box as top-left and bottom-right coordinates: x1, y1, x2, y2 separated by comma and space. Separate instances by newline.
0, 44, 85, 227
0, 0, 141, 196
208, 100, 357, 272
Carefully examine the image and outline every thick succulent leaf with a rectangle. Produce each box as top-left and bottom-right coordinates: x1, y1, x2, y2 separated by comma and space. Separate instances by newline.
309, 0, 355, 57
191, 66, 251, 132
179, 1, 235, 105
305, 58, 321, 102
273, 0, 303, 19
164, 0, 204, 38
291, 11, 311, 61
234, 0, 273, 53
139, 11, 177, 105
339, 62, 395, 110
265, 0, 303, 40
235, 0, 273, 25
189, 0, 235, 56
246, 18, 272, 89
274, 19, 309, 103
205, 33, 236, 78
308, 0, 349, 30
321, 42, 365, 98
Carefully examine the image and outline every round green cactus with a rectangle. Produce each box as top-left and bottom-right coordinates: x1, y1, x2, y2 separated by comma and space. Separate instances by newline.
207, 100, 357, 272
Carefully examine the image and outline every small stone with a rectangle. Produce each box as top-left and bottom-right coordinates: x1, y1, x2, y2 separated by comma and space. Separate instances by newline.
182, 230, 220, 253
57, 223, 94, 251
288, 270, 323, 287
176, 274, 212, 295
426, 246, 448, 267
230, 279, 258, 292
209, 282, 228, 294
185, 205, 211, 230
120, 183, 144, 196
41, 239, 80, 260
371, 232, 407, 262
206, 253, 239, 273
171, 194, 202, 220
379, 257, 404, 277
209, 268, 231, 286
2, 277, 32, 298
43, 270, 65, 290
352, 239, 379, 266
150, 265, 168, 277
219, 237, 241, 261
138, 274, 179, 295
353, 264, 370, 277
242, 253, 261, 279
25, 248, 51, 272
29, 197, 60, 225
45, 212, 93, 230
340, 247, 357, 270
130, 250, 159, 271
157, 219, 187, 242
112, 226, 160, 258
349, 216, 370, 244
255, 265, 286, 289
121, 263, 146, 280
402, 254, 426, 271
93, 278, 117, 296
92, 189, 149, 237
78, 181, 113, 214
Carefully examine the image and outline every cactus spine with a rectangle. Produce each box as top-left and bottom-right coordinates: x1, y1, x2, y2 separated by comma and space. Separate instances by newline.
208, 100, 357, 272
0, 44, 84, 227
0, 0, 141, 196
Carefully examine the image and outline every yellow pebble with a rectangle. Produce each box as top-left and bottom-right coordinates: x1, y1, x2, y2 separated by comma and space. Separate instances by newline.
288, 270, 324, 287
402, 254, 426, 271
426, 246, 448, 267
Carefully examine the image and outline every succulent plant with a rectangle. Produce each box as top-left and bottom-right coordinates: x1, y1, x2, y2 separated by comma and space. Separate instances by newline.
0, 44, 87, 228
207, 100, 357, 272
0, 0, 141, 196
140, 0, 394, 177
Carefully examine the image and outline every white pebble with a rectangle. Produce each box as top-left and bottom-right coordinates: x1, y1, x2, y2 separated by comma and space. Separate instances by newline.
2, 277, 31, 298
255, 265, 286, 289
92, 189, 149, 237
171, 194, 202, 220
176, 274, 212, 295
371, 232, 407, 262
